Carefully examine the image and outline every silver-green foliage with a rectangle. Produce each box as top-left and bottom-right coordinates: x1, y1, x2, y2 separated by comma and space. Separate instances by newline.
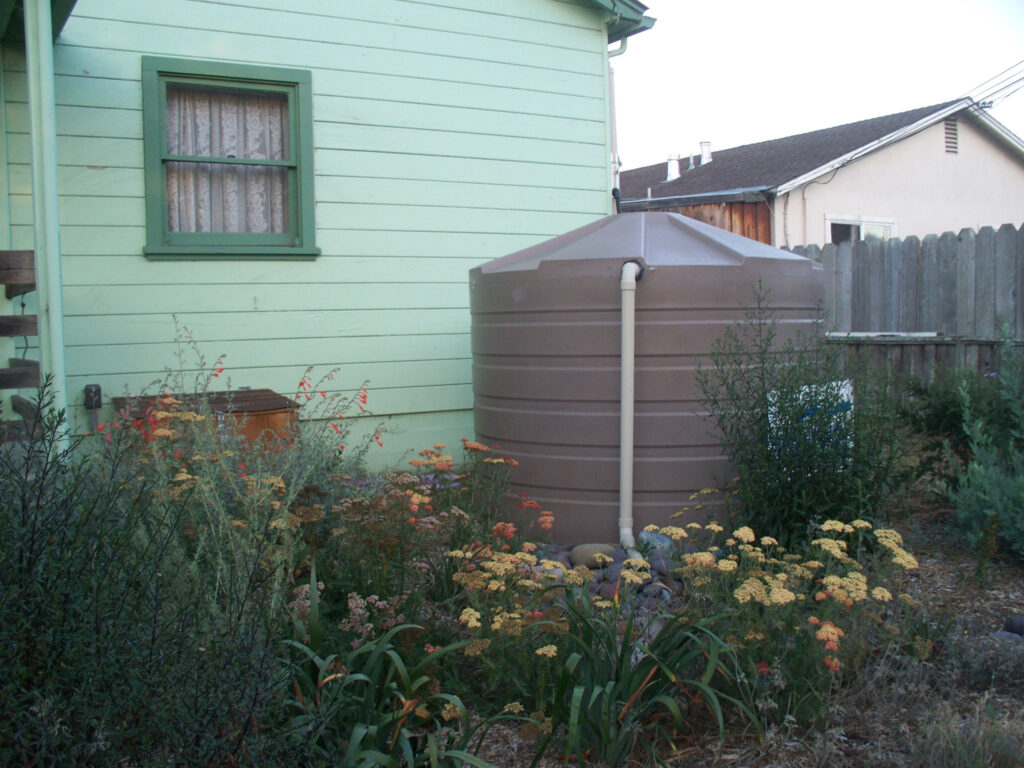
952, 339, 1024, 560
696, 285, 904, 546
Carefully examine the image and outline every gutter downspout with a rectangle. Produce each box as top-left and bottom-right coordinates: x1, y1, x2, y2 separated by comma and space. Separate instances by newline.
24, 0, 68, 441
619, 260, 642, 548
607, 39, 626, 211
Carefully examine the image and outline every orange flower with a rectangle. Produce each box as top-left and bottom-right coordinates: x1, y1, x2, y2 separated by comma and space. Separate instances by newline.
461, 439, 490, 452
492, 522, 517, 540
822, 656, 841, 672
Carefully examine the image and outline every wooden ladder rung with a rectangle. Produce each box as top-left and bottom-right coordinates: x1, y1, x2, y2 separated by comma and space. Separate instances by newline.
0, 315, 38, 337
0, 251, 35, 297
0, 359, 40, 389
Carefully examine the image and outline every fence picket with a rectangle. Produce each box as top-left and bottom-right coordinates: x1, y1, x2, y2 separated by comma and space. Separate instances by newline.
806, 223, 1022, 378
975, 226, 997, 338
995, 223, 1016, 335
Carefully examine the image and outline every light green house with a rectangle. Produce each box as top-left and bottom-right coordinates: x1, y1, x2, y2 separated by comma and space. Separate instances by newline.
0, 0, 652, 462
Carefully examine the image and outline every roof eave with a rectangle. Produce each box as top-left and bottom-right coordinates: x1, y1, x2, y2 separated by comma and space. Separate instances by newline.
775, 98, 973, 194
621, 186, 772, 209
967, 107, 1024, 160
583, 0, 655, 43
1, 0, 77, 41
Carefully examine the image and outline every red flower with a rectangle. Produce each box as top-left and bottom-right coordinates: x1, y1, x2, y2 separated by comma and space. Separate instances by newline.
331, 423, 344, 434
756, 662, 770, 676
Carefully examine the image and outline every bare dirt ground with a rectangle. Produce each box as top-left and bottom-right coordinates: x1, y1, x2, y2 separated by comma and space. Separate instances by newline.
473, 486, 1024, 768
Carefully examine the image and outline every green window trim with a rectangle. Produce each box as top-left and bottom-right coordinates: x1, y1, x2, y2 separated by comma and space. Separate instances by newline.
141, 56, 319, 260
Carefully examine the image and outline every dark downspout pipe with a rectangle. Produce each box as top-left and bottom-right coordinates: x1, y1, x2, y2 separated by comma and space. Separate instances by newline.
612, 187, 622, 214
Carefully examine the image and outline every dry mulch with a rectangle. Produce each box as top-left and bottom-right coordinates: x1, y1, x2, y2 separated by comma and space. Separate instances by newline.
470, 487, 1024, 767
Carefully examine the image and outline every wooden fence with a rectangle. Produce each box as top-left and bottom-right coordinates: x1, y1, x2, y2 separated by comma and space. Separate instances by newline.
789, 224, 1024, 378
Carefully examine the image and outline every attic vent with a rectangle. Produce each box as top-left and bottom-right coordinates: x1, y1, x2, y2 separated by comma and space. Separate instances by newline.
944, 118, 958, 154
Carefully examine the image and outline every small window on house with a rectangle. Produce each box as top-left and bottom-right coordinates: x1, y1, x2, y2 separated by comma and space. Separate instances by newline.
142, 57, 318, 259
828, 218, 894, 245
830, 223, 859, 244
944, 118, 958, 154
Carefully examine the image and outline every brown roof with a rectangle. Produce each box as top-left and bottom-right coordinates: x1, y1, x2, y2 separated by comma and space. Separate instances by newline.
619, 100, 965, 202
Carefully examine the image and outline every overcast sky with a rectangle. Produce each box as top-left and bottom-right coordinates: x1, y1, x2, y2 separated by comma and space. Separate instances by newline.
610, 0, 1024, 170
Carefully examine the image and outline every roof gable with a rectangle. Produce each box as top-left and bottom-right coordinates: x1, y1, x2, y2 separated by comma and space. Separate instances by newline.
619, 99, 1024, 202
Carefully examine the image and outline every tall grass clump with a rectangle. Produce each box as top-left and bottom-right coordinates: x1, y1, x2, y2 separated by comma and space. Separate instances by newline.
696, 285, 905, 545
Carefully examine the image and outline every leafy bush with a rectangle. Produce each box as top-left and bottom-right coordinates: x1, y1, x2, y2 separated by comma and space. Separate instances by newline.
658, 517, 934, 727
696, 285, 905, 546
0, 385, 288, 767
951, 339, 1024, 560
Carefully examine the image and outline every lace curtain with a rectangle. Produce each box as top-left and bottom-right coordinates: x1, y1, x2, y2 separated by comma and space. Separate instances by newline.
165, 84, 289, 234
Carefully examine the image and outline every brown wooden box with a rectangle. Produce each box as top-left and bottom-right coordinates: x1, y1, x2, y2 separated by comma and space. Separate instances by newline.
112, 389, 299, 445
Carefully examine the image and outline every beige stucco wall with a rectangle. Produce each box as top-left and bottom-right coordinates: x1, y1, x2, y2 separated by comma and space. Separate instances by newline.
773, 116, 1024, 248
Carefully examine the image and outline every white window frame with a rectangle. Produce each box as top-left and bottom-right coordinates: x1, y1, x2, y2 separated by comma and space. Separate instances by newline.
823, 214, 897, 245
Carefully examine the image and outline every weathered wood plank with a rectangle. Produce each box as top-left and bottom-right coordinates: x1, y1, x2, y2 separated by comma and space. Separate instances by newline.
0, 315, 38, 337
0, 365, 40, 389
1018, 224, 1024, 337
834, 241, 853, 332
820, 243, 837, 325
0, 250, 34, 285
10, 394, 36, 420
955, 228, 976, 338
898, 236, 920, 332
995, 223, 1017, 336
864, 238, 885, 331
975, 226, 997, 338
935, 232, 959, 335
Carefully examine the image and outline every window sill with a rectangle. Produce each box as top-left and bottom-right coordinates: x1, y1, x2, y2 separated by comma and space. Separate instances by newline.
145, 246, 321, 261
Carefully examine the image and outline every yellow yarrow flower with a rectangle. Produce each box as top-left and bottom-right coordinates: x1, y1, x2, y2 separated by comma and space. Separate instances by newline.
733, 526, 756, 543
871, 586, 893, 601
459, 608, 482, 629
535, 645, 558, 658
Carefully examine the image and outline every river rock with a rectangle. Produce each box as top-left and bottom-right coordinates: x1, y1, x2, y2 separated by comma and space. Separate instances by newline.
569, 543, 616, 568
1004, 615, 1024, 636
637, 529, 673, 554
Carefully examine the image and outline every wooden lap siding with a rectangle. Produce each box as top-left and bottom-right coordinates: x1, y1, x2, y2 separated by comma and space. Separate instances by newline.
1, 0, 614, 460
658, 202, 773, 245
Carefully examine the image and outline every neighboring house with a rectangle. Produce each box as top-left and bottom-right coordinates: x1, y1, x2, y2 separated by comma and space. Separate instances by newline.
0, 0, 653, 461
619, 100, 1024, 248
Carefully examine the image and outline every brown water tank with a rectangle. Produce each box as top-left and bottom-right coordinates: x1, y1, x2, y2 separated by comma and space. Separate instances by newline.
469, 212, 825, 543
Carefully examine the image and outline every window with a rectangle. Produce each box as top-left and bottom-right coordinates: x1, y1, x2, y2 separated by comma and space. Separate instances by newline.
142, 57, 318, 259
825, 216, 895, 245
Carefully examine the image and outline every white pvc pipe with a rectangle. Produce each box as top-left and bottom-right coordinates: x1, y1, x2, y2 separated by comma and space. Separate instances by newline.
619, 260, 642, 548
24, 0, 69, 446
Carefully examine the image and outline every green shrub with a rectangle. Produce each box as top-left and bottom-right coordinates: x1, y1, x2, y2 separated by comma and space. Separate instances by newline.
696, 285, 905, 546
0, 385, 289, 767
660, 518, 938, 728
951, 339, 1024, 561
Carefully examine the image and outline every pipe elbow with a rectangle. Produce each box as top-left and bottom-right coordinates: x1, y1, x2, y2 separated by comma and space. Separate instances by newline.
620, 260, 642, 290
